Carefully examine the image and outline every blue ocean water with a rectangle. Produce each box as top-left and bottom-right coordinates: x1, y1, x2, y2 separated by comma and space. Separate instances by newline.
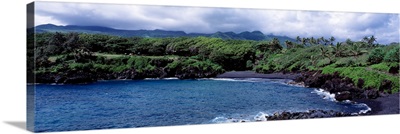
31, 78, 370, 132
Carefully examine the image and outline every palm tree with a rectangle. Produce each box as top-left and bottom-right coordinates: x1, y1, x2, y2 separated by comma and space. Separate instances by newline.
331, 42, 345, 57
310, 55, 318, 68
310, 37, 316, 46
329, 36, 336, 46
268, 38, 282, 53
285, 40, 293, 49
318, 37, 326, 45
368, 35, 377, 46
344, 38, 352, 45
349, 42, 367, 57
296, 36, 301, 44
301, 37, 309, 47
362, 35, 377, 47
324, 38, 330, 46
320, 47, 333, 64
362, 36, 369, 43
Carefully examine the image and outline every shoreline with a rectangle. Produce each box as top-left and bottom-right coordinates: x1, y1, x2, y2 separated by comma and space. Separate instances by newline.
216, 71, 300, 80
354, 93, 400, 115
30, 71, 398, 116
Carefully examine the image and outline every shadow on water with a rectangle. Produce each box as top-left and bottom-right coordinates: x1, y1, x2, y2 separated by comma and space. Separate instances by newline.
4, 121, 26, 130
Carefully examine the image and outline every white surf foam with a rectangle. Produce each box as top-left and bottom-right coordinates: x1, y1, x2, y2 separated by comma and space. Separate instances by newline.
351, 103, 372, 115
210, 116, 250, 123
208, 78, 257, 82
253, 112, 269, 121
163, 77, 179, 80
144, 77, 179, 80
311, 89, 371, 115
210, 112, 270, 124
311, 88, 337, 102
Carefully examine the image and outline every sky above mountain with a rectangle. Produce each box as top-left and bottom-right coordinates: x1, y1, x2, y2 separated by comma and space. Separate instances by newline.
34, 2, 399, 44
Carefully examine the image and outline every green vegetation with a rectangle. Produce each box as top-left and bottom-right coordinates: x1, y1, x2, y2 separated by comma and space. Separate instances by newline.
370, 63, 390, 72
321, 66, 399, 93
28, 32, 399, 93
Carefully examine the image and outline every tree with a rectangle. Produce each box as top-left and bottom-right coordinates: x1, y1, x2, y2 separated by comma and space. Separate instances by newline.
331, 42, 345, 57
73, 47, 94, 63
329, 36, 335, 45
320, 47, 333, 64
345, 38, 353, 46
47, 32, 67, 55
362, 36, 369, 43
62, 32, 80, 53
296, 36, 301, 44
367, 47, 385, 64
268, 38, 282, 53
383, 46, 400, 62
301, 37, 308, 46
349, 42, 367, 58
310, 55, 318, 68
255, 42, 269, 52
310, 37, 316, 46
368, 35, 377, 46
48, 32, 66, 46
285, 40, 294, 49
362, 35, 377, 47
318, 37, 326, 45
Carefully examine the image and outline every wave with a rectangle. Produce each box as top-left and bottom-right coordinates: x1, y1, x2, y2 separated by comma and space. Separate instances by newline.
311, 89, 371, 115
350, 103, 371, 115
207, 78, 257, 82
356, 103, 372, 114
144, 77, 179, 80
207, 78, 291, 84
163, 77, 179, 80
210, 112, 270, 124
210, 105, 371, 124
311, 88, 337, 102
211, 116, 248, 123
253, 112, 269, 121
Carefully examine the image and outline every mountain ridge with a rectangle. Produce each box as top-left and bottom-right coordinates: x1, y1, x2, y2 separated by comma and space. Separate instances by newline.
33, 24, 296, 43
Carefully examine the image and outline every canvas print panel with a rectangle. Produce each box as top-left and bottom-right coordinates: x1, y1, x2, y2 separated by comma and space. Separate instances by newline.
27, 1, 400, 132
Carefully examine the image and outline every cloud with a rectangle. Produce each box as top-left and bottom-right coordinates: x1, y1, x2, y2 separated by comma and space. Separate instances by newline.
34, 1, 399, 44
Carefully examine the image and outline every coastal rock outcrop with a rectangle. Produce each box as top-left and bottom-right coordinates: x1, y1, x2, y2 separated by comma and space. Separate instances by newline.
266, 110, 354, 121
174, 66, 221, 79
34, 66, 223, 83
36, 70, 97, 84
362, 89, 380, 99
379, 79, 393, 93
296, 71, 387, 101
36, 73, 57, 83
335, 91, 352, 101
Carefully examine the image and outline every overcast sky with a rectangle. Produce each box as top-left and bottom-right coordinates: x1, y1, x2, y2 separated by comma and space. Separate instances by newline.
34, 2, 399, 44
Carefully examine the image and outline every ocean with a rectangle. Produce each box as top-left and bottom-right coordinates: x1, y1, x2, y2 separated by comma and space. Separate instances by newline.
30, 78, 370, 132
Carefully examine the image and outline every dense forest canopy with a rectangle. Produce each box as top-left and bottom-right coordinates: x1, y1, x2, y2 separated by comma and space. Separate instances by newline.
27, 32, 399, 93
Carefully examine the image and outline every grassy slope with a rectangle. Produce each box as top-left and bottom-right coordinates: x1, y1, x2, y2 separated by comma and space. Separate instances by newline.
256, 44, 399, 93
321, 66, 399, 93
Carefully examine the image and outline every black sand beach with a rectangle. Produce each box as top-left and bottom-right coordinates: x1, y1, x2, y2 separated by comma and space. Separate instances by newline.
356, 93, 400, 115
216, 71, 300, 80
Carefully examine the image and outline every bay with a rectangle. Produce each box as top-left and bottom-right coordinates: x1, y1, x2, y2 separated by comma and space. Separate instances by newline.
31, 78, 369, 132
